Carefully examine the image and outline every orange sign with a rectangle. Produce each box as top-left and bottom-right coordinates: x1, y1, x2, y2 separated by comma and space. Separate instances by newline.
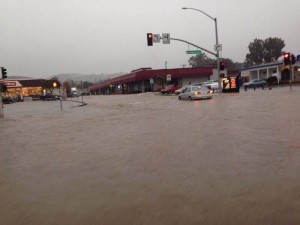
230, 77, 236, 88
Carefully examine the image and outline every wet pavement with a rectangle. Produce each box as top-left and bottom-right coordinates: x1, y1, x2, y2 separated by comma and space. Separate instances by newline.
1, 86, 300, 225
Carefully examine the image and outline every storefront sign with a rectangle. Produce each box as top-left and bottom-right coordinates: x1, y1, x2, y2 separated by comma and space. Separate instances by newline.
4, 81, 16, 87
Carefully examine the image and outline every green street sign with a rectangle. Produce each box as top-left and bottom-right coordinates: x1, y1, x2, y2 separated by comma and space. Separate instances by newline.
186, 50, 202, 54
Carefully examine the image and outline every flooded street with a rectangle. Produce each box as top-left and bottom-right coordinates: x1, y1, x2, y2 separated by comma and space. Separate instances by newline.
1, 86, 300, 225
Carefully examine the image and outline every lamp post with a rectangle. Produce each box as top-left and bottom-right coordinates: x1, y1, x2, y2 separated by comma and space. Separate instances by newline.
182, 7, 221, 92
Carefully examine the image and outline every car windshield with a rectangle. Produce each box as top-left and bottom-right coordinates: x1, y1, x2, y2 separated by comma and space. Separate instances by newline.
191, 86, 201, 91
199, 86, 210, 91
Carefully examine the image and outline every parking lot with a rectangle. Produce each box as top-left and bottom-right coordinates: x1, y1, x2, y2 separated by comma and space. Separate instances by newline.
1, 86, 300, 225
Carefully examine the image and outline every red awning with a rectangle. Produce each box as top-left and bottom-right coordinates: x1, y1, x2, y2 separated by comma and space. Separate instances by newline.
1, 80, 22, 88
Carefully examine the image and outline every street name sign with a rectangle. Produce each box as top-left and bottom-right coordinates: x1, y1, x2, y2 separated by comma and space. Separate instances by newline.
186, 50, 202, 54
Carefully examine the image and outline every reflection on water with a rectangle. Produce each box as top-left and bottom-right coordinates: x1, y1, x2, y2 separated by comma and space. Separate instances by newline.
1, 86, 300, 225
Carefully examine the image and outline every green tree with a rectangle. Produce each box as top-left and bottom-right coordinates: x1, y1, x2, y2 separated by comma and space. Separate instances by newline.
244, 37, 285, 67
62, 81, 71, 96
188, 53, 242, 70
188, 52, 214, 67
82, 81, 93, 89
156, 75, 167, 88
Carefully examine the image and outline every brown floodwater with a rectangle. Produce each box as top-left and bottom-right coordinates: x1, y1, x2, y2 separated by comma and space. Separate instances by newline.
1, 86, 300, 225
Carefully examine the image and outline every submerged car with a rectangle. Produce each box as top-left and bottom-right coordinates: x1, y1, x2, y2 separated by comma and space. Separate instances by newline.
40, 93, 60, 101
178, 85, 213, 100
160, 85, 180, 94
174, 85, 188, 95
243, 79, 267, 88
202, 80, 219, 90
2, 96, 13, 104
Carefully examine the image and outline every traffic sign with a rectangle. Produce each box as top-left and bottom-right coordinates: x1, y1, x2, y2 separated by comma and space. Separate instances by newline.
153, 34, 160, 43
162, 33, 170, 44
214, 44, 222, 51
186, 50, 202, 54
166, 74, 171, 81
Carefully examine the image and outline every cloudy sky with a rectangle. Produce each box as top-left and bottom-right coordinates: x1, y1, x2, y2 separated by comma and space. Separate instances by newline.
1, 0, 299, 78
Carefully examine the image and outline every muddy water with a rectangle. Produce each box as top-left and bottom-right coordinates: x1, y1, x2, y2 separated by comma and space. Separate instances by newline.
1, 86, 300, 225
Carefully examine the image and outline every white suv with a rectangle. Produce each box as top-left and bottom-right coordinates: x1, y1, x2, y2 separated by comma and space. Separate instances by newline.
203, 80, 219, 90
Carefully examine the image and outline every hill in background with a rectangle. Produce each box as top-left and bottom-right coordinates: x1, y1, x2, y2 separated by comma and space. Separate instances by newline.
51, 73, 126, 84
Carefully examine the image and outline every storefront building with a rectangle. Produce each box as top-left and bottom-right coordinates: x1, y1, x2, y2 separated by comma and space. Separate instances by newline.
0, 79, 60, 101
89, 67, 214, 95
240, 59, 300, 83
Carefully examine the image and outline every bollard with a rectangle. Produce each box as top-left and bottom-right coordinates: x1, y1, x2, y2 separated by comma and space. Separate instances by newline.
253, 85, 256, 90
244, 85, 247, 91
262, 84, 265, 90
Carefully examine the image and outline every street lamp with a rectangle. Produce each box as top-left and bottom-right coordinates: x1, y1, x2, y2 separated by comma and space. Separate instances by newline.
182, 7, 221, 92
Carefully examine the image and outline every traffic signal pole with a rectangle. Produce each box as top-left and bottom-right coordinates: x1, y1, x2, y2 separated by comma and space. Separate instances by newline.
0, 97, 3, 118
169, 38, 217, 57
0, 67, 7, 117
0, 85, 4, 117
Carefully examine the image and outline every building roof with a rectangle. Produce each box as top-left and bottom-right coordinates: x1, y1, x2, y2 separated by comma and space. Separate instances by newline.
241, 61, 282, 71
0, 80, 22, 88
89, 67, 212, 90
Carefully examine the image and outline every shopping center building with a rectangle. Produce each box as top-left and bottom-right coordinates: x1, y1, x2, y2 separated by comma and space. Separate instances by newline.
88, 66, 226, 95
0, 78, 60, 101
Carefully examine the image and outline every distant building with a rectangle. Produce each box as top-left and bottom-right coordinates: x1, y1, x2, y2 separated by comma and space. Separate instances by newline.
0, 78, 60, 101
240, 58, 300, 83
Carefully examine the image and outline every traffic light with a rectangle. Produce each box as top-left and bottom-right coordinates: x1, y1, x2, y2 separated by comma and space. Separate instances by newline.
1, 67, 7, 79
51, 80, 60, 88
220, 61, 225, 70
283, 52, 290, 65
291, 54, 296, 65
147, 33, 153, 46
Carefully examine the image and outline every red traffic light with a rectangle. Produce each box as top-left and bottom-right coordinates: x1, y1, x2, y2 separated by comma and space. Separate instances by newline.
283, 52, 291, 65
147, 33, 153, 46
220, 61, 225, 70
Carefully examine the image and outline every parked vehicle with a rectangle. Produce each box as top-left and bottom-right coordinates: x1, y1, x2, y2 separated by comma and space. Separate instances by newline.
174, 86, 188, 95
28, 94, 41, 101
203, 80, 219, 90
243, 79, 267, 88
40, 93, 60, 101
178, 85, 213, 100
160, 85, 180, 94
1, 96, 13, 104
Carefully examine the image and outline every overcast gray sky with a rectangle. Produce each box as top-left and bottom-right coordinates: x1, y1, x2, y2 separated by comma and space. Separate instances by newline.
1, 0, 299, 78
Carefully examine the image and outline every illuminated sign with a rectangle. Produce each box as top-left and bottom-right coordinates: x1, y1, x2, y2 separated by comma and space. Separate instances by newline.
230, 77, 236, 89
4, 81, 16, 86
